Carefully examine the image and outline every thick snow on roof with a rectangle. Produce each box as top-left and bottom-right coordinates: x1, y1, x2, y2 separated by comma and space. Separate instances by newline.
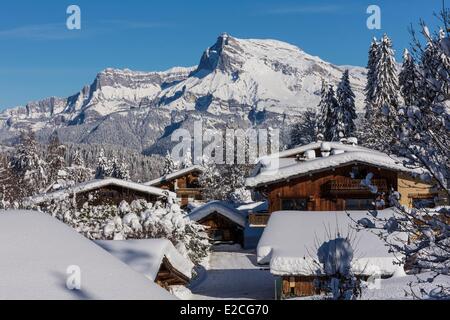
257, 209, 406, 277
274, 141, 384, 159
246, 149, 424, 188
96, 239, 194, 280
144, 165, 204, 186
236, 201, 268, 216
188, 201, 246, 228
27, 178, 175, 205
0, 210, 174, 300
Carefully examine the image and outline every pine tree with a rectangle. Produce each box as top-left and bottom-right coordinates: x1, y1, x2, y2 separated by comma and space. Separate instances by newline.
180, 148, 193, 169
111, 156, 130, 180
399, 49, 421, 106
46, 131, 67, 189
336, 70, 357, 137
365, 38, 379, 120
317, 78, 329, 137
10, 130, 48, 197
361, 34, 400, 152
323, 85, 340, 141
290, 108, 320, 147
163, 151, 178, 175
95, 149, 112, 179
0, 154, 16, 208
373, 34, 400, 121
69, 149, 93, 184
358, 12, 450, 298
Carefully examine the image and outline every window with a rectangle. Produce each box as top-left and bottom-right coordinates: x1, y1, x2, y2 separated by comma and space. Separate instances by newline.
345, 199, 375, 210
281, 199, 308, 211
412, 198, 436, 209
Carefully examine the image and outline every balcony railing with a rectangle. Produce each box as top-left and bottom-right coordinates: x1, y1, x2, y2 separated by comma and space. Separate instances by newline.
325, 179, 388, 194
176, 188, 203, 196
248, 214, 271, 227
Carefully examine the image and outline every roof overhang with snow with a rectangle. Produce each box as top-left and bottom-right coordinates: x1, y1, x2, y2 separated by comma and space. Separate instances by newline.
27, 178, 176, 206
246, 150, 424, 189
188, 201, 246, 228
272, 141, 383, 159
96, 239, 194, 281
257, 209, 406, 277
144, 165, 205, 187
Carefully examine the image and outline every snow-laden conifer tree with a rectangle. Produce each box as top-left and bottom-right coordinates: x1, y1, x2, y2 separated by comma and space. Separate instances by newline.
95, 149, 112, 179
10, 130, 48, 197
399, 49, 421, 106
360, 34, 400, 153
365, 38, 379, 120
317, 78, 329, 137
336, 70, 357, 138
290, 108, 320, 147
322, 85, 340, 141
0, 154, 15, 209
46, 131, 67, 190
69, 149, 93, 184
373, 34, 400, 121
111, 156, 130, 180
163, 151, 179, 175
355, 13, 450, 298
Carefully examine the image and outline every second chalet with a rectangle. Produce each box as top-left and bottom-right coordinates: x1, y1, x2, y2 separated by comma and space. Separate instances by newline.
246, 140, 448, 226
144, 165, 204, 207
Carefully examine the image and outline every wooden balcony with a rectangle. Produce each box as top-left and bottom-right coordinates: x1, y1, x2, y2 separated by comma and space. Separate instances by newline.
248, 214, 271, 227
325, 179, 388, 195
176, 188, 203, 196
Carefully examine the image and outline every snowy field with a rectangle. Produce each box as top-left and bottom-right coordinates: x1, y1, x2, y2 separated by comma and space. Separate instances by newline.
188, 245, 275, 300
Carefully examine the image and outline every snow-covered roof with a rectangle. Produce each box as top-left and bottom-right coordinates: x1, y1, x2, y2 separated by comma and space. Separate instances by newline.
257, 209, 406, 277
144, 165, 204, 187
96, 239, 194, 281
27, 178, 176, 205
0, 210, 174, 300
274, 141, 384, 159
188, 201, 246, 228
246, 146, 424, 188
236, 201, 269, 216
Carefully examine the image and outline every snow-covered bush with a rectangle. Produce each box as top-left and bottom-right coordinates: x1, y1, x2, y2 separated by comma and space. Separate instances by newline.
312, 234, 362, 300
33, 197, 210, 264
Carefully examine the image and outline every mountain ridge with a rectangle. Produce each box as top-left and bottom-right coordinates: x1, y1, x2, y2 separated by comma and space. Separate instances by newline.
0, 33, 367, 153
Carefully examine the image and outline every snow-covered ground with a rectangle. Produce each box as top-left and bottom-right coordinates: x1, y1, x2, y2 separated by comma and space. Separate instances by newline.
188, 245, 274, 300
361, 273, 450, 300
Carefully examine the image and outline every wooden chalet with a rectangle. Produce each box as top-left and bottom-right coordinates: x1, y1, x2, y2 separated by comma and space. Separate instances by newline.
246, 141, 447, 226
188, 201, 246, 245
257, 210, 407, 299
27, 178, 175, 209
96, 239, 194, 290
144, 165, 204, 207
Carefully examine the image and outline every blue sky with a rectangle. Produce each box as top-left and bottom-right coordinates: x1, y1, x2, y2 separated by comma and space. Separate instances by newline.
0, 0, 443, 109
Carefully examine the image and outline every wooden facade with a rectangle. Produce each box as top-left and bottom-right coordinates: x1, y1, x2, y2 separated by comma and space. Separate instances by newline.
74, 185, 160, 209
261, 164, 397, 213
397, 172, 446, 208
155, 172, 203, 207
155, 257, 190, 289
278, 275, 367, 299
197, 212, 244, 245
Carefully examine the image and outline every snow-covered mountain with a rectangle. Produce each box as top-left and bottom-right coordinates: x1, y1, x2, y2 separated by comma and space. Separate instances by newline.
0, 33, 367, 152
